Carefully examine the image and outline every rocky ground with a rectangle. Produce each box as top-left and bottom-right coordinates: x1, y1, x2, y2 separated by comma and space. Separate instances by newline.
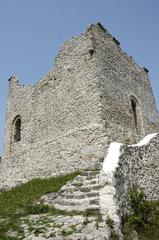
19, 213, 109, 240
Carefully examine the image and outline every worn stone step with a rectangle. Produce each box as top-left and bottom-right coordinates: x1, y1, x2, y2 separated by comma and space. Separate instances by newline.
55, 196, 100, 207
72, 182, 84, 187
53, 203, 100, 212
74, 175, 86, 181
79, 184, 101, 192
85, 175, 99, 180
44, 170, 102, 213
92, 185, 101, 191
64, 193, 88, 200
89, 180, 99, 185
72, 178, 99, 186
87, 191, 99, 198
74, 186, 93, 193
55, 199, 79, 207
64, 191, 99, 200
89, 199, 99, 205
86, 205, 100, 212
61, 183, 101, 194
74, 173, 99, 182
82, 178, 99, 184
61, 187, 101, 197
80, 170, 100, 176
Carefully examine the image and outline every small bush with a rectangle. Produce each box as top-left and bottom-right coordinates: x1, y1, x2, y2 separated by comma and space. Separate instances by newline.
125, 185, 154, 230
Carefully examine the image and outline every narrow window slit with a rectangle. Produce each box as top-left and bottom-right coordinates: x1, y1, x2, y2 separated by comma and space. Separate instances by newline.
13, 116, 21, 142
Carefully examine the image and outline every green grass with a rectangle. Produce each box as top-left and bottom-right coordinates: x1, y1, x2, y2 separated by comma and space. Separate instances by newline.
0, 171, 81, 239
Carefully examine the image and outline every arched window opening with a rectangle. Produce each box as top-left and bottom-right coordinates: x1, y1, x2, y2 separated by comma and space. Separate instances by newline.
13, 116, 21, 142
130, 96, 141, 135
131, 98, 137, 128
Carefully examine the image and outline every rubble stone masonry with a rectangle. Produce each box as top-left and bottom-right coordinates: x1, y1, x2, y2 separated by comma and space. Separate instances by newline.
0, 23, 158, 188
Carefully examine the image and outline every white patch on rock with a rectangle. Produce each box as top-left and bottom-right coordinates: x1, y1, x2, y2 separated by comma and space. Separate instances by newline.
102, 133, 158, 175
129, 133, 157, 147
100, 142, 123, 238
102, 142, 122, 174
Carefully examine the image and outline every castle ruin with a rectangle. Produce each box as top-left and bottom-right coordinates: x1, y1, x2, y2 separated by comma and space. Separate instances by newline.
0, 23, 159, 189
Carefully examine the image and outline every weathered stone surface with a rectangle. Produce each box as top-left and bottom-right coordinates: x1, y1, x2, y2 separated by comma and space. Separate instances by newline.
115, 134, 159, 210
21, 214, 110, 240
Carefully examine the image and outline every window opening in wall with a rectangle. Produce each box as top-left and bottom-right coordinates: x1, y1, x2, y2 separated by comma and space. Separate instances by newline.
131, 98, 138, 133
131, 99, 137, 127
13, 116, 21, 142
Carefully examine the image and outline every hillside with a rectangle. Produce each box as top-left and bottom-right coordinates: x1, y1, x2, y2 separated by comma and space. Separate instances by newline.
0, 171, 159, 240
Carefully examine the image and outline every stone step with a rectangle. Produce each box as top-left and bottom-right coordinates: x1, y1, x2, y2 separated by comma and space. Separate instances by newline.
43, 170, 102, 213
92, 185, 101, 191
87, 191, 99, 198
62, 176, 99, 189
53, 202, 100, 212
72, 179, 99, 187
78, 186, 94, 192
74, 173, 99, 182
54, 196, 100, 207
55, 199, 78, 207
78, 184, 100, 192
80, 170, 100, 176
89, 199, 99, 205
72, 182, 84, 187
63, 191, 99, 200
61, 183, 101, 194
85, 175, 99, 181
89, 180, 99, 185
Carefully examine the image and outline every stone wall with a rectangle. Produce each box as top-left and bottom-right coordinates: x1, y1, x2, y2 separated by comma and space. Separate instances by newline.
90, 23, 159, 143
115, 134, 159, 213
100, 133, 159, 231
0, 27, 107, 188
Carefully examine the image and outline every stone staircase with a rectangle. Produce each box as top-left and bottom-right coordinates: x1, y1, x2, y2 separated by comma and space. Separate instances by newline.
41, 170, 101, 212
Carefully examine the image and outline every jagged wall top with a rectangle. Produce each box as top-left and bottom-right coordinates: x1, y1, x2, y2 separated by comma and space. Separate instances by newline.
8, 23, 150, 90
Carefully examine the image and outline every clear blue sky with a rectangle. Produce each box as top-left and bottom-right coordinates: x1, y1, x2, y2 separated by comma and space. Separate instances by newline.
0, 0, 159, 155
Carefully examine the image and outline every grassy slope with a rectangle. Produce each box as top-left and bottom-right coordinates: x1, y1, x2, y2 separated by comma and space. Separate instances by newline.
0, 172, 81, 239
0, 172, 159, 240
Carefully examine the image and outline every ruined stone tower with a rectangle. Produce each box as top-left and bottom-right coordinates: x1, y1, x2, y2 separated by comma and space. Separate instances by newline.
0, 23, 158, 188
